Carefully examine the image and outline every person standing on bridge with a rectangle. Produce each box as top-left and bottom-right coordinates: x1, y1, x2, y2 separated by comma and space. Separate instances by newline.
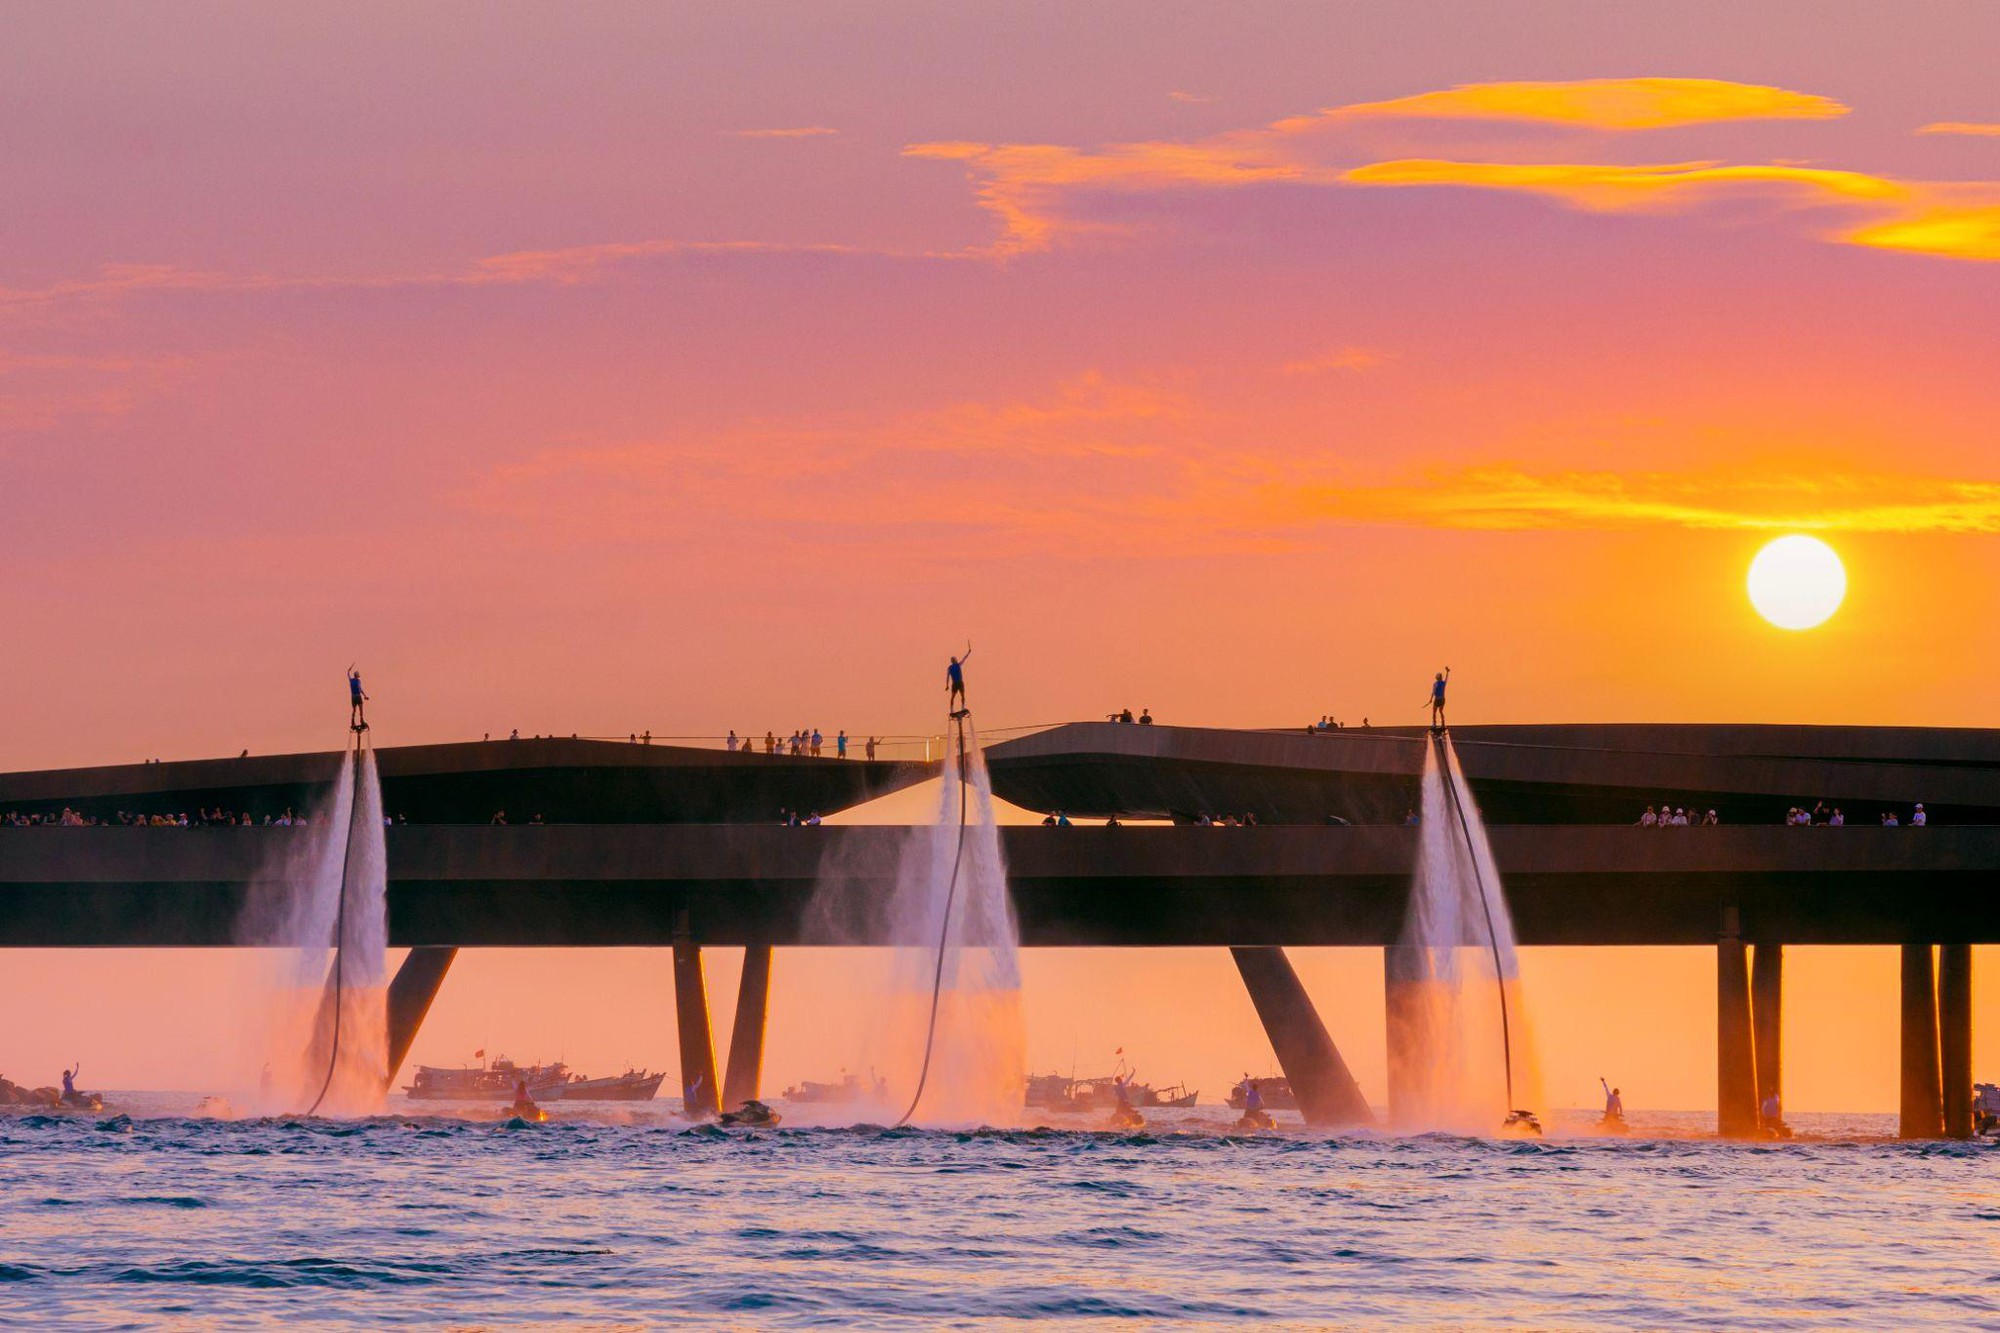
946, 645, 972, 716
347, 667, 369, 731
1427, 668, 1450, 732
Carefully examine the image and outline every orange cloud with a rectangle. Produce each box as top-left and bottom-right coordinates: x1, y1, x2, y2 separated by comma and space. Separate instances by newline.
1281, 346, 1386, 374
731, 126, 840, 138
1342, 158, 1903, 211
1326, 78, 1847, 130
1279, 465, 2000, 534
1344, 158, 2000, 261
465, 238, 864, 284
907, 78, 1850, 252
1917, 122, 2000, 137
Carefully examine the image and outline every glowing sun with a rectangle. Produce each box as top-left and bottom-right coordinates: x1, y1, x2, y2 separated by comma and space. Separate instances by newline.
1747, 534, 1846, 630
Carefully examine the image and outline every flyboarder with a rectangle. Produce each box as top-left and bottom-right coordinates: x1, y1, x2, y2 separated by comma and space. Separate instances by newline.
348, 667, 369, 732
1427, 667, 1450, 732
946, 644, 972, 718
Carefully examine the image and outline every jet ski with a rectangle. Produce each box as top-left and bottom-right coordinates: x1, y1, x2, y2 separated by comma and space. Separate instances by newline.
1234, 1108, 1276, 1132
507, 1097, 548, 1123
1597, 1113, 1629, 1135
1107, 1104, 1146, 1130
718, 1099, 782, 1128
1503, 1109, 1543, 1136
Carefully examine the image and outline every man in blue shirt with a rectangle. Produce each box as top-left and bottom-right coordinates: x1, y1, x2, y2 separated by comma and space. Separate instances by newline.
1427, 668, 1450, 732
348, 668, 369, 731
946, 646, 972, 715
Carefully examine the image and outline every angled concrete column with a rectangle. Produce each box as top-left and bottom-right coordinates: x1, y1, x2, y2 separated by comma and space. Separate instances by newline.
1939, 944, 1973, 1139
1899, 944, 1943, 1139
721, 944, 773, 1111
673, 914, 721, 1119
1384, 944, 1424, 1125
385, 946, 458, 1087
1716, 936, 1757, 1137
1232, 946, 1372, 1126
1751, 943, 1782, 1121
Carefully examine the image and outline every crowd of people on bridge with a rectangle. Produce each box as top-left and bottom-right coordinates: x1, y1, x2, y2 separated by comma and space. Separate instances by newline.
1781, 801, 1928, 826
1, 807, 267, 827
1638, 800, 1934, 826
1638, 805, 1720, 826
1, 806, 417, 828
727, 729, 877, 760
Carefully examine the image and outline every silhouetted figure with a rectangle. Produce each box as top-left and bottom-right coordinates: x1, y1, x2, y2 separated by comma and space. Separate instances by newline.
947, 645, 972, 715
1428, 668, 1450, 732
348, 668, 369, 731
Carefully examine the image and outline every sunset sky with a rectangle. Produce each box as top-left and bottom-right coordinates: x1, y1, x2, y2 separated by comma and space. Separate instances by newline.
3, 3, 1998, 1114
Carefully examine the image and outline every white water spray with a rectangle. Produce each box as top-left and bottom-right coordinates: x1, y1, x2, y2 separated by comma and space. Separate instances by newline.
240, 745, 389, 1115
804, 721, 1026, 1127
1389, 737, 1541, 1132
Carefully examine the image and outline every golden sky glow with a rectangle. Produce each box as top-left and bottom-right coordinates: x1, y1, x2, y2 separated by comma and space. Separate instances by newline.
2, 5, 1996, 1112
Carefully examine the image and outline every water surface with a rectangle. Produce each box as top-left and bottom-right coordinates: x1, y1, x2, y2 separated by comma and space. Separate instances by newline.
3, 1097, 1993, 1327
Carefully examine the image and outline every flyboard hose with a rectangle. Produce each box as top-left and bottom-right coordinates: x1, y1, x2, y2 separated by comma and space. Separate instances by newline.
302, 730, 366, 1117
1432, 730, 1519, 1114
891, 710, 973, 1129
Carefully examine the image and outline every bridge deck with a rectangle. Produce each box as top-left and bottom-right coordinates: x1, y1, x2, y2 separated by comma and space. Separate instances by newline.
0, 825, 1991, 949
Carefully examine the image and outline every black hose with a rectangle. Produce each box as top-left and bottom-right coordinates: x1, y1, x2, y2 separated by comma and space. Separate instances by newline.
1433, 731, 1519, 1113
892, 712, 973, 1129
302, 734, 363, 1117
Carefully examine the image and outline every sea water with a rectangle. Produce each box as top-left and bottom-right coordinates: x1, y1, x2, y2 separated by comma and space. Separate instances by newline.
1, 1098, 1993, 1326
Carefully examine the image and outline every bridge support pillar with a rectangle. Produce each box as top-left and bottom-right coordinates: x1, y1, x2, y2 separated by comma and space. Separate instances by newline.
1899, 944, 1944, 1138
722, 944, 773, 1111
1384, 944, 1424, 1125
1751, 943, 1782, 1126
673, 913, 721, 1120
1940, 944, 1973, 1139
1716, 935, 1757, 1137
1231, 946, 1372, 1126
385, 946, 458, 1088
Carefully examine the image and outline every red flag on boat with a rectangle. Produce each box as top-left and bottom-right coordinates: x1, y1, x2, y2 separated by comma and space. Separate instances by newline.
474, 1049, 485, 1059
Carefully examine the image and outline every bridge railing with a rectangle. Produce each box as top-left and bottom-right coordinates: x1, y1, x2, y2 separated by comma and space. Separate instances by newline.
564, 721, 1064, 764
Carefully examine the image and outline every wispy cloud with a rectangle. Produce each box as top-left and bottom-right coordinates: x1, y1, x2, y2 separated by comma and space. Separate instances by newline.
1323, 78, 1846, 130
1917, 121, 2000, 137
1281, 346, 1387, 375
1343, 158, 2000, 260
905, 77, 1856, 252
1342, 159, 1901, 211
1170, 91, 1218, 105
1280, 465, 2000, 534
730, 126, 840, 139
0, 239, 886, 313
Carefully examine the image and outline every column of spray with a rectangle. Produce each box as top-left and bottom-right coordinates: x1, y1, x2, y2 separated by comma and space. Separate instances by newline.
883, 716, 1026, 1128
294, 741, 389, 1115
1393, 736, 1540, 1132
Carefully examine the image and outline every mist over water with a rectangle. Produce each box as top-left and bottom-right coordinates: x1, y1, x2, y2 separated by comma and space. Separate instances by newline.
237, 747, 388, 1116
1390, 737, 1544, 1132
803, 722, 1026, 1127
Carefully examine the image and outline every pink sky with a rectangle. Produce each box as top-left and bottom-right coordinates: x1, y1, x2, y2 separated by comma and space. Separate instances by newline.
2, 4, 1998, 1112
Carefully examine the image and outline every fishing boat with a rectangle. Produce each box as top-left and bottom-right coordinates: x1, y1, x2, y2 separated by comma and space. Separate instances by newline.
540, 1068, 664, 1102
1030, 1067, 1194, 1111
1228, 1077, 1297, 1111
782, 1070, 886, 1104
1025, 1071, 1083, 1111
404, 1056, 571, 1102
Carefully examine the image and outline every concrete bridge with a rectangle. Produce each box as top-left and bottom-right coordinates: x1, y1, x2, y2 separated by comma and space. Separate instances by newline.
2, 722, 1995, 1137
